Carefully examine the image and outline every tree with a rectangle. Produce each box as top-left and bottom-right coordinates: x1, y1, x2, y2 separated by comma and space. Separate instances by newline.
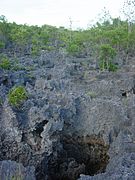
122, 0, 135, 25
122, 0, 135, 57
0, 15, 9, 47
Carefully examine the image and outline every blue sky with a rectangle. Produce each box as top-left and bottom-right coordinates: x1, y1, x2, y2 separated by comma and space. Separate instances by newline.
0, 0, 125, 29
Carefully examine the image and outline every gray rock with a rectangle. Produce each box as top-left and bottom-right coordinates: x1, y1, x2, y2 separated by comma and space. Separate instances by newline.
0, 160, 35, 180
0, 52, 135, 180
79, 153, 135, 180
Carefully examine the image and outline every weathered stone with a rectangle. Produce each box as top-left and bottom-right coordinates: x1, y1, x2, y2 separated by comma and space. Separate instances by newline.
0, 51, 135, 180
0, 160, 35, 180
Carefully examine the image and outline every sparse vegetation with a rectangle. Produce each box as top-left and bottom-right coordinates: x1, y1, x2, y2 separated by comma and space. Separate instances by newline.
0, 41, 5, 49
0, 1, 135, 179
0, 0, 135, 69
86, 91, 97, 98
11, 176, 23, 180
0, 97, 3, 106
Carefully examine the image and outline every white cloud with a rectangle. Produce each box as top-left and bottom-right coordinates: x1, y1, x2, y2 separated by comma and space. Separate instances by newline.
0, 0, 125, 29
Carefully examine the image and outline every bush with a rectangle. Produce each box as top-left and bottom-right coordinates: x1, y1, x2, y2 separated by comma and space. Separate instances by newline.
31, 46, 40, 56
0, 41, 5, 49
108, 62, 118, 72
99, 44, 117, 71
0, 56, 11, 70
8, 86, 28, 107
67, 43, 80, 55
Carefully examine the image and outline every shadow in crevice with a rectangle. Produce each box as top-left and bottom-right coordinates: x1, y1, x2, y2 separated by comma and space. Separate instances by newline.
43, 134, 110, 180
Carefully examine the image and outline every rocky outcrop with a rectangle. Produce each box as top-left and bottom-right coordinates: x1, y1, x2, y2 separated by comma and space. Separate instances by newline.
0, 160, 35, 180
0, 51, 135, 179
79, 153, 135, 180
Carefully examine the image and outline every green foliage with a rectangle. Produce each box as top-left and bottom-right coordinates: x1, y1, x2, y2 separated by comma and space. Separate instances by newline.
9, 23, 33, 55
99, 44, 116, 59
8, 86, 28, 107
0, 15, 9, 38
108, 62, 118, 72
67, 43, 80, 55
0, 56, 11, 70
31, 46, 40, 56
11, 175, 22, 180
0, 96, 2, 106
0, 13, 135, 65
83, 71, 89, 79
99, 44, 117, 71
0, 41, 5, 49
11, 64, 26, 71
86, 91, 97, 98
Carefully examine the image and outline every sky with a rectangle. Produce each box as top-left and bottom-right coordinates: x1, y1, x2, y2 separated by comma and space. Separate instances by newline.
0, 0, 125, 29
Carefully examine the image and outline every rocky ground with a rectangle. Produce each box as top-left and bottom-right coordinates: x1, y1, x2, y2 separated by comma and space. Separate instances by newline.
0, 50, 135, 180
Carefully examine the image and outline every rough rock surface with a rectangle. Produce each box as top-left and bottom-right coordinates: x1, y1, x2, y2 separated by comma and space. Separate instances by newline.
0, 50, 135, 179
0, 160, 36, 180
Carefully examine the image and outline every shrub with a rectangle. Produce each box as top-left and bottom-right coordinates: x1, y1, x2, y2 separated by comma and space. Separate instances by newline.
108, 62, 118, 72
31, 46, 40, 56
0, 56, 11, 70
99, 44, 117, 71
8, 86, 28, 107
0, 41, 5, 49
67, 43, 80, 55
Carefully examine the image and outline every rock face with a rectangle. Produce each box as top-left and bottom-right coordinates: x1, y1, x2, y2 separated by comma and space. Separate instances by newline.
0, 51, 135, 179
0, 160, 36, 180
79, 153, 135, 180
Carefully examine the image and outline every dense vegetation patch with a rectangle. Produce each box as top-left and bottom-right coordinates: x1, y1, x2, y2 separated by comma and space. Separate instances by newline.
8, 86, 28, 107
0, 55, 11, 70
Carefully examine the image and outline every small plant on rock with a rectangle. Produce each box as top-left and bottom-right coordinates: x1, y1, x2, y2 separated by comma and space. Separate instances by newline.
11, 175, 23, 180
8, 86, 28, 107
0, 56, 11, 70
86, 91, 97, 98
0, 97, 3, 106
0, 41, 5, 49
